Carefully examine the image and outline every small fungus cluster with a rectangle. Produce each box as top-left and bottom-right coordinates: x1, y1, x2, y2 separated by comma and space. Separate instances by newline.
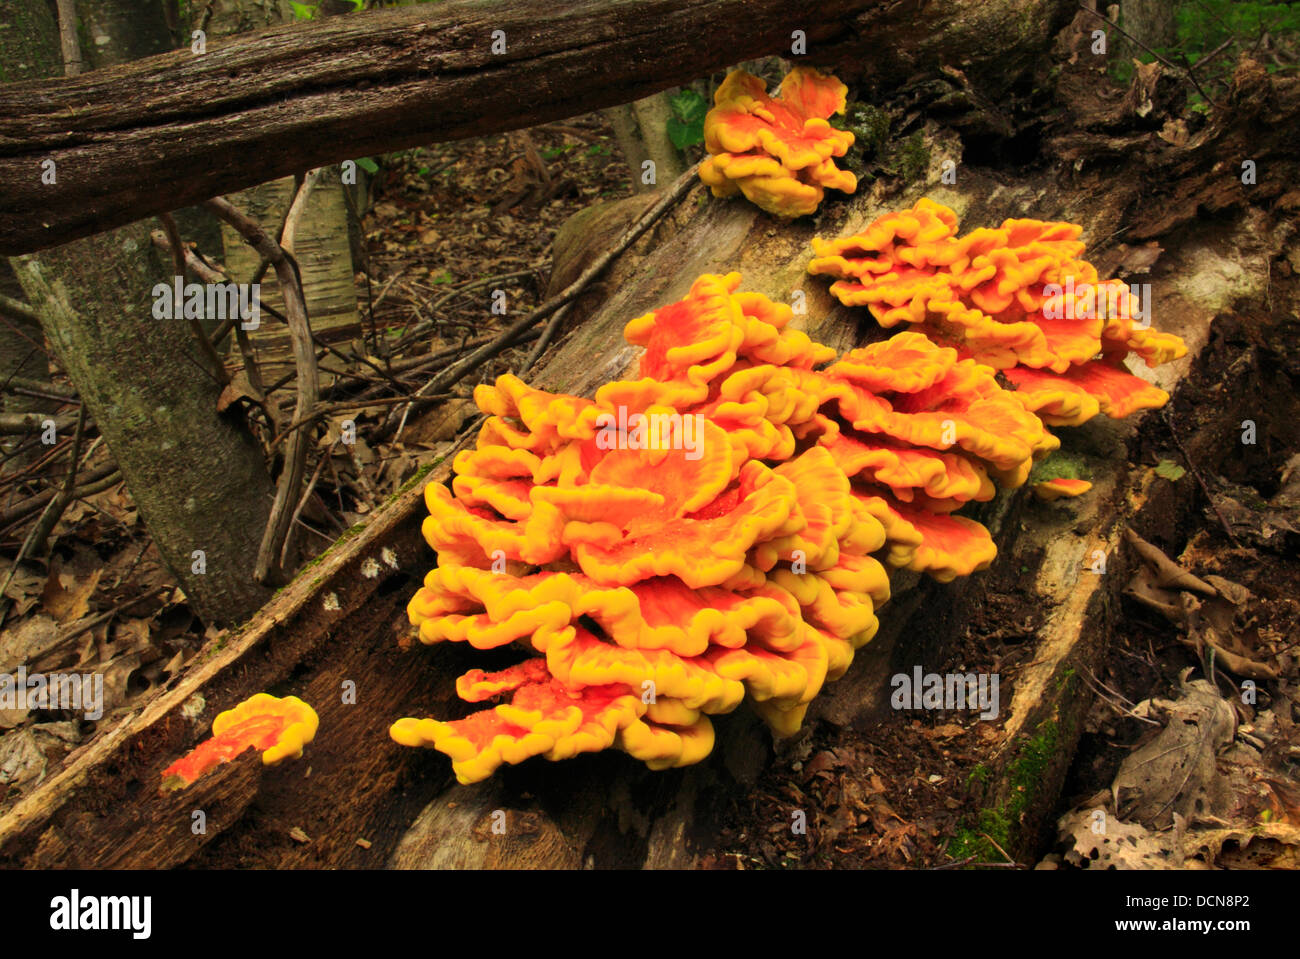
161, 693, 318, 790
392, 212, 1188, 784
700, 67, 857, 218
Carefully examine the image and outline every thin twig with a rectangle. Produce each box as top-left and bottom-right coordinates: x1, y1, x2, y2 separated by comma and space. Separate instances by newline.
281, 440, 336, 569
1162, 408, 1239, 546
159, 212, 229, 387
378, 162, 700, 442
268, 393, 453, 447
519, 302, 572, 374
391, 269, 538, 350
1077, 3, 1219, 109
0, 293, 42, 326
0, 411, 88, 630
204, 195, 320, 584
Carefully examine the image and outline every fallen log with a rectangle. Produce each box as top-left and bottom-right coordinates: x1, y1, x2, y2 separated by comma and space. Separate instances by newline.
0, 0, 1077, 254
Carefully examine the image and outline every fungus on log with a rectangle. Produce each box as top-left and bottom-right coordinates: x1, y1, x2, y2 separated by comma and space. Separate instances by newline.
394, 228, 1185, 782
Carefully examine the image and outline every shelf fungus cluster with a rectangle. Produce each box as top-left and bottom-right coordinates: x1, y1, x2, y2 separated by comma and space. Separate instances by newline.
700, 66, 857, 218
807, 198, 1188, 448
392, 258, 1108, 784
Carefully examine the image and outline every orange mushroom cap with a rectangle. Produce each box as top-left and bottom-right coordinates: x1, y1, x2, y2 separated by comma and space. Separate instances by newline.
700, 67, 857, 218
1033, 478, 1093, 501
161, 693, 318, 791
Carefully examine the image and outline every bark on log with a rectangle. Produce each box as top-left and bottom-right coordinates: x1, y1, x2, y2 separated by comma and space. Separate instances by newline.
0, 0, 1076, 254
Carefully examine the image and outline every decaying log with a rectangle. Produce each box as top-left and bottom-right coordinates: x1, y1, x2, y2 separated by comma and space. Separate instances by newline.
0, 0, 1078, 254
0, 143, 1283, 867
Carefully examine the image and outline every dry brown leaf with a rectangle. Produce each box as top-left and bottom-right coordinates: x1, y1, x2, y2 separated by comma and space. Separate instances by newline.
40, 560, 102, 626
0, 616, 59, 673
1115, 679, 1236, 829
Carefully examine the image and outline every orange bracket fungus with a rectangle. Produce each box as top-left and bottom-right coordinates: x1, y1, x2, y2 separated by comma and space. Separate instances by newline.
161, 693, 319, 791
1033, 478, 1093, 501
700, 67, 857, 218
393, 203, 1186, 785
397, 266, 1050, 784
807, 198, 1188, 439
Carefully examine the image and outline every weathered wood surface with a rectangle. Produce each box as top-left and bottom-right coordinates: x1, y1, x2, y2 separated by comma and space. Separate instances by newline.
0, 0, 1078, 254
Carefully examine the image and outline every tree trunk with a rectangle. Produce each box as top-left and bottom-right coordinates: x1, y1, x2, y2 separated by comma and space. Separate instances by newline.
0, 2, 62, 82
604, 92, 688, 193
1115, 0, 1177, 71
75, 0, 173, 69
12, 227, 277, 624
0, 0, 1077, 254
5, 0, 277, 625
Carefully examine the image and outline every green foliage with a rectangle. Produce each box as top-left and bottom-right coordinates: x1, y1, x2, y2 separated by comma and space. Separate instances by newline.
837, 101, 891, 155
666, 89, 708, 150
356, 157, 380, 175
1108, 1, 1300, 102
896, 132, 930, 182
948, 720, 1061, 865
1155, 459, 1186, 481
290, 0, 364, 18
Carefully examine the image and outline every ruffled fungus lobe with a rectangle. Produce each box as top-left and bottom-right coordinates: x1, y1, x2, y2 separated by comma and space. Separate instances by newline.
807, 198, 1188, 433
1033, 478, 1092, 501
161, 693, 318, 791
700, 67, 857, 218
394, 270, 1051, 783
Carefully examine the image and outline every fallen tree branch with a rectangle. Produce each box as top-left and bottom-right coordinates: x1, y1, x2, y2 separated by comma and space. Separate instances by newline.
203, 196, 320, 584
0, 464, 121, 528
0, 0, 1076, 254
0, 411, 78, 435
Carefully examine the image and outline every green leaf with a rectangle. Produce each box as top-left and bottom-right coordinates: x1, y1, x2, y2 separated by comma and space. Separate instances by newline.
356, 157, 379, 174
666, 89, 707, 150
289, 1, 316, 20
669, 89, 707, 124
1155, 459, 1186, 481
666, 117, 702, 150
